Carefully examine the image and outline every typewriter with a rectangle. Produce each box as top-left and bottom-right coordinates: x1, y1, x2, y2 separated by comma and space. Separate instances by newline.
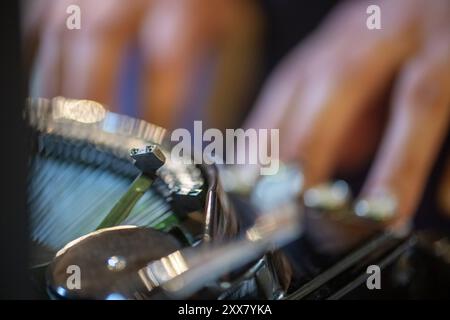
27, 97, 450, 300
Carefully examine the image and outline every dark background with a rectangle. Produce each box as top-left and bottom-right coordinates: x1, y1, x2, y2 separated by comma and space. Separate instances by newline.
0, 0, 32, 298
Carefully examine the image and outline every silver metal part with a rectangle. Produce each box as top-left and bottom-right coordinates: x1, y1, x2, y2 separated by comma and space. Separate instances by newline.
354, 192, 397, 222
139, 203, 301, 299
304, 180, 351, 211
107, 255, 127, 272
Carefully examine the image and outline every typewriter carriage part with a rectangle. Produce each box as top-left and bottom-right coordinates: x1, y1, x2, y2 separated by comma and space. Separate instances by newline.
27, 97, 450, 300
27, 97, 293, 300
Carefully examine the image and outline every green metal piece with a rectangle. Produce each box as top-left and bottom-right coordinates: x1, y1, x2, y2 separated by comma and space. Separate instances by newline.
96, 174, 153, 230
154, 215, 180, 232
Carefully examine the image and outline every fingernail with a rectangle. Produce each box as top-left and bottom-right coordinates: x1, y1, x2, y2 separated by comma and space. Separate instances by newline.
251, 163, 303, 211
354, 191, 397, 221
304, 180, 351, 210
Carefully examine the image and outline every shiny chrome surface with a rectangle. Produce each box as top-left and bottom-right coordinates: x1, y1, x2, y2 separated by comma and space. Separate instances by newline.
140, 203, 301, 299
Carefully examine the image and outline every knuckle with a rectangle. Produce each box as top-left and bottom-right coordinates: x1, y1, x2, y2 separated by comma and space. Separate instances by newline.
400, 60, 450, 113
42, 1, 81, 41
82, 13, 120, 36
43, 8, 67, 40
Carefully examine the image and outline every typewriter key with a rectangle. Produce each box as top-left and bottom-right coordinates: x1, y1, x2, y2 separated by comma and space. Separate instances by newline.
96, 145, 166, 230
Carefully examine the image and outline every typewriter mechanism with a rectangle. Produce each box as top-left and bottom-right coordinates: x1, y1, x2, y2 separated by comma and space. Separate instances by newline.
27, 97, 450, 300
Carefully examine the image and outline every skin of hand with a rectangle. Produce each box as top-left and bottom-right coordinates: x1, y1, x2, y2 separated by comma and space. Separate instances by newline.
242, 0, 450, 247
23, 0, 263, 130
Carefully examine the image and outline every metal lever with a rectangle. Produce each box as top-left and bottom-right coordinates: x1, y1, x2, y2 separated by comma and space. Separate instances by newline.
138, 203, 301, 298
96, 145, 165, 229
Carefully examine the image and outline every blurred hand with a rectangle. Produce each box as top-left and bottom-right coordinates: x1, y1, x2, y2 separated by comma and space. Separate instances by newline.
24, 0, 263, 130
244, 0, 450, 231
